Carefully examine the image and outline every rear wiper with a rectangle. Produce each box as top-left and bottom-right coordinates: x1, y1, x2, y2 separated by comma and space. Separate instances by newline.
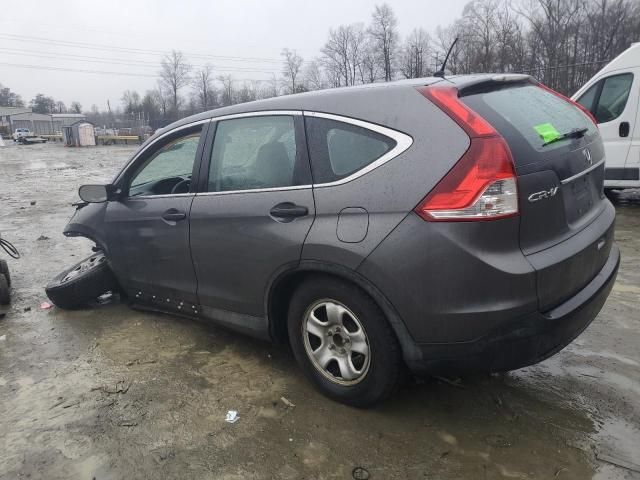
542, 127, 588, 146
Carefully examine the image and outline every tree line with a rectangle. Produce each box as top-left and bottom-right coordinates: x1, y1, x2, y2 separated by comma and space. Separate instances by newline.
0, 85, 83, 114
2, 0, 639, 127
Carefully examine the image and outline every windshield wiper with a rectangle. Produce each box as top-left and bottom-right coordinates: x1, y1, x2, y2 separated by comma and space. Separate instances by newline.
542, 127, 588, 147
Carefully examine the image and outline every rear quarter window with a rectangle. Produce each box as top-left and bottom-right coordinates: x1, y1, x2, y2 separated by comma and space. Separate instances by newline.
462, 84, 596, 152
305, 116, 396, 183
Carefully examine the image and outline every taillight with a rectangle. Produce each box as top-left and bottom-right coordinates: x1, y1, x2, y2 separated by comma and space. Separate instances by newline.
537, 82, 598, 126
415, 85, 518, 222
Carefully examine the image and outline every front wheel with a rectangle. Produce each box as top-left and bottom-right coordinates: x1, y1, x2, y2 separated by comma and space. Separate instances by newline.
287, 276, 404, 407
46, 252, 118, 309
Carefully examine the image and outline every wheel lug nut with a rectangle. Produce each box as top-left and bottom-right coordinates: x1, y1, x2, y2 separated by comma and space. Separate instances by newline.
328, 344, 335, 350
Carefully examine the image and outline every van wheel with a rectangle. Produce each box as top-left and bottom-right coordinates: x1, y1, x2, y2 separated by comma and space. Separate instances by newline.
287, 276, 404, 407
0, 260, 10, 287
45, 252, 118, 309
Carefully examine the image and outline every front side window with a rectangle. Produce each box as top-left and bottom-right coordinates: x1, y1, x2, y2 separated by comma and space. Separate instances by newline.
576, 82, 599, 112
594, 73, 633, 123
129, 126, 202, 196
208, 115, 301, 192
305, 117, 397, 183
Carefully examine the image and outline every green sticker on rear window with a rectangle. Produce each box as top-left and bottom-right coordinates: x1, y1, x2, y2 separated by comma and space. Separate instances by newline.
534, 123, 561, 143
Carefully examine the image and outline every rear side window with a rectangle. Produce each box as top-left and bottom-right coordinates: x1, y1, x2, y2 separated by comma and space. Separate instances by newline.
462, 84, 596, 152
305, 116, 396, 183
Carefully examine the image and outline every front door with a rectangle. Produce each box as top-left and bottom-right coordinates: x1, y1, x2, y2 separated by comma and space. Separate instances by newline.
106, 122, 208, 308
576, 72, 637, 181
189, 113, 314, 324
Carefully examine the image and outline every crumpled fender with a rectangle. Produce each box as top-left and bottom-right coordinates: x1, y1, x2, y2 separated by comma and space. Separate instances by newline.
63, 202, 110, 255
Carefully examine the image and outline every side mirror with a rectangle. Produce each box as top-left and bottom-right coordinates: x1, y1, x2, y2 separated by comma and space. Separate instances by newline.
78, 184, 114, 203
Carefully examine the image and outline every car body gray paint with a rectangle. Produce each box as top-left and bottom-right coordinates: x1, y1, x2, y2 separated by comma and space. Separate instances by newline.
61, 74, 618, 375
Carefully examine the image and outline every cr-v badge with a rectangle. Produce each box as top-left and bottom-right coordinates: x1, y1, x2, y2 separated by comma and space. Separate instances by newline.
528, 186, 559, 203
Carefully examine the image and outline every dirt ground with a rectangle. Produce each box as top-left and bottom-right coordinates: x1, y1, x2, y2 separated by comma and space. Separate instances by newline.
0, 141, 638, 480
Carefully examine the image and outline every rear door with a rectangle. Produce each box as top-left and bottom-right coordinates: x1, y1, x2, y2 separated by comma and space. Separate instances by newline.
575, 72, 637, 183
189, 112, 315, 321
462, 83, 613, 310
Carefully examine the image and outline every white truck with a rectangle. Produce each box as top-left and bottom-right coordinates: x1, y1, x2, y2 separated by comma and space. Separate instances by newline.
11, 128, 47, 144
572, 42, 640, 190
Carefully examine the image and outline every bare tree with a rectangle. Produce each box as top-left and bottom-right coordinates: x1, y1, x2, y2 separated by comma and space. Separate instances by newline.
237, 81, 259, 103
368, 3, 398, 81
304, 59, 327, 90
55, 101, 67, 114
399, 28, 432, 78
322, 24, 366, 86
159, 50, 191, 112
281, 48, 304, 93
218, 74, 235, 106
121, 90, 141, 113
359, 39, 381, 83
0, 83, 24, 107
263, 74, 281, 98
192, 64, 215, 109
141, 91, 160, 121
70, 101, 82, 114
152, 85, 169, 117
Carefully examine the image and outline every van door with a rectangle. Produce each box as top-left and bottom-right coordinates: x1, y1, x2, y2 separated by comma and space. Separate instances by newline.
575, 72, 638, 185
625, 69, 640, 183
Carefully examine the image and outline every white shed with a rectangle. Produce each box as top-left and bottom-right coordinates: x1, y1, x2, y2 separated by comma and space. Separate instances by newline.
63, 121, 96, 147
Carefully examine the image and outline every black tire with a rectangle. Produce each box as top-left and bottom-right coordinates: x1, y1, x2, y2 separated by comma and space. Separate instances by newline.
0, 273, 9, 305
0, 259, 10, 287
45, 252, 118, 309
287, 275, 404, 408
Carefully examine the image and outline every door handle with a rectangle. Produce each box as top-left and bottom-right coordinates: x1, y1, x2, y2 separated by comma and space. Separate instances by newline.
270, 202, 308, 220
162, 209, 186, 222
619, 121, 630, 138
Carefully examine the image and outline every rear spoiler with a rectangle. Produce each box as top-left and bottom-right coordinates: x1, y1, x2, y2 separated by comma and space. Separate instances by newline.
455, 74, 536, 97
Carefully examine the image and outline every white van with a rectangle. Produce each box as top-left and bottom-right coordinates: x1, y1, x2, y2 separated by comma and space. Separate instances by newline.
573, 43, 640, 190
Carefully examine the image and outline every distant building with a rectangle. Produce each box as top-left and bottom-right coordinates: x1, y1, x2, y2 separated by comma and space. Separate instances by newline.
0, 107, 32, 136
0, 108, 87, 136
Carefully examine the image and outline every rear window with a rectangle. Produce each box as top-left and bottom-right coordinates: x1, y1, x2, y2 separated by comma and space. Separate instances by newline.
462, 84, 596, 152
305, 117, 396, 183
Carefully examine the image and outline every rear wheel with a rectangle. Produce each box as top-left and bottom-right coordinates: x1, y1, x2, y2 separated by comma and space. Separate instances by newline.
46, 252, 118, 309
287, 276, 404, 407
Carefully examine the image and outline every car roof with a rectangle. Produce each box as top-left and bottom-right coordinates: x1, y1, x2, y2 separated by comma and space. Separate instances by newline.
151, 73, 535, 142
160, 76, 443, 132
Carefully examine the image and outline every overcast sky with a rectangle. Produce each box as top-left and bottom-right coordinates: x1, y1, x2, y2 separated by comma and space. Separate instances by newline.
0, 0, 469, 110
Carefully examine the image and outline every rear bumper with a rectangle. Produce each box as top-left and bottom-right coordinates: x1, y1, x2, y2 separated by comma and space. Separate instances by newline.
405, 243, 620, 375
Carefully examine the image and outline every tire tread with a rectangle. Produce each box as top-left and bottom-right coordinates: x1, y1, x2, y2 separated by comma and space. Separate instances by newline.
46, 255, 117, 309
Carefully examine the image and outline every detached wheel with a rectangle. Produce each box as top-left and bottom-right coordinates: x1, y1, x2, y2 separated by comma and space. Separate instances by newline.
0, 260, 10, 287
288, 276, 404, 408
46, 252, 117, 309
0, 274, 9, 305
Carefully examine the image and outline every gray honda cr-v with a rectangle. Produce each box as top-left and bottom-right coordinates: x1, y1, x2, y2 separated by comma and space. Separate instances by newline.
47, 74, 619, 407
